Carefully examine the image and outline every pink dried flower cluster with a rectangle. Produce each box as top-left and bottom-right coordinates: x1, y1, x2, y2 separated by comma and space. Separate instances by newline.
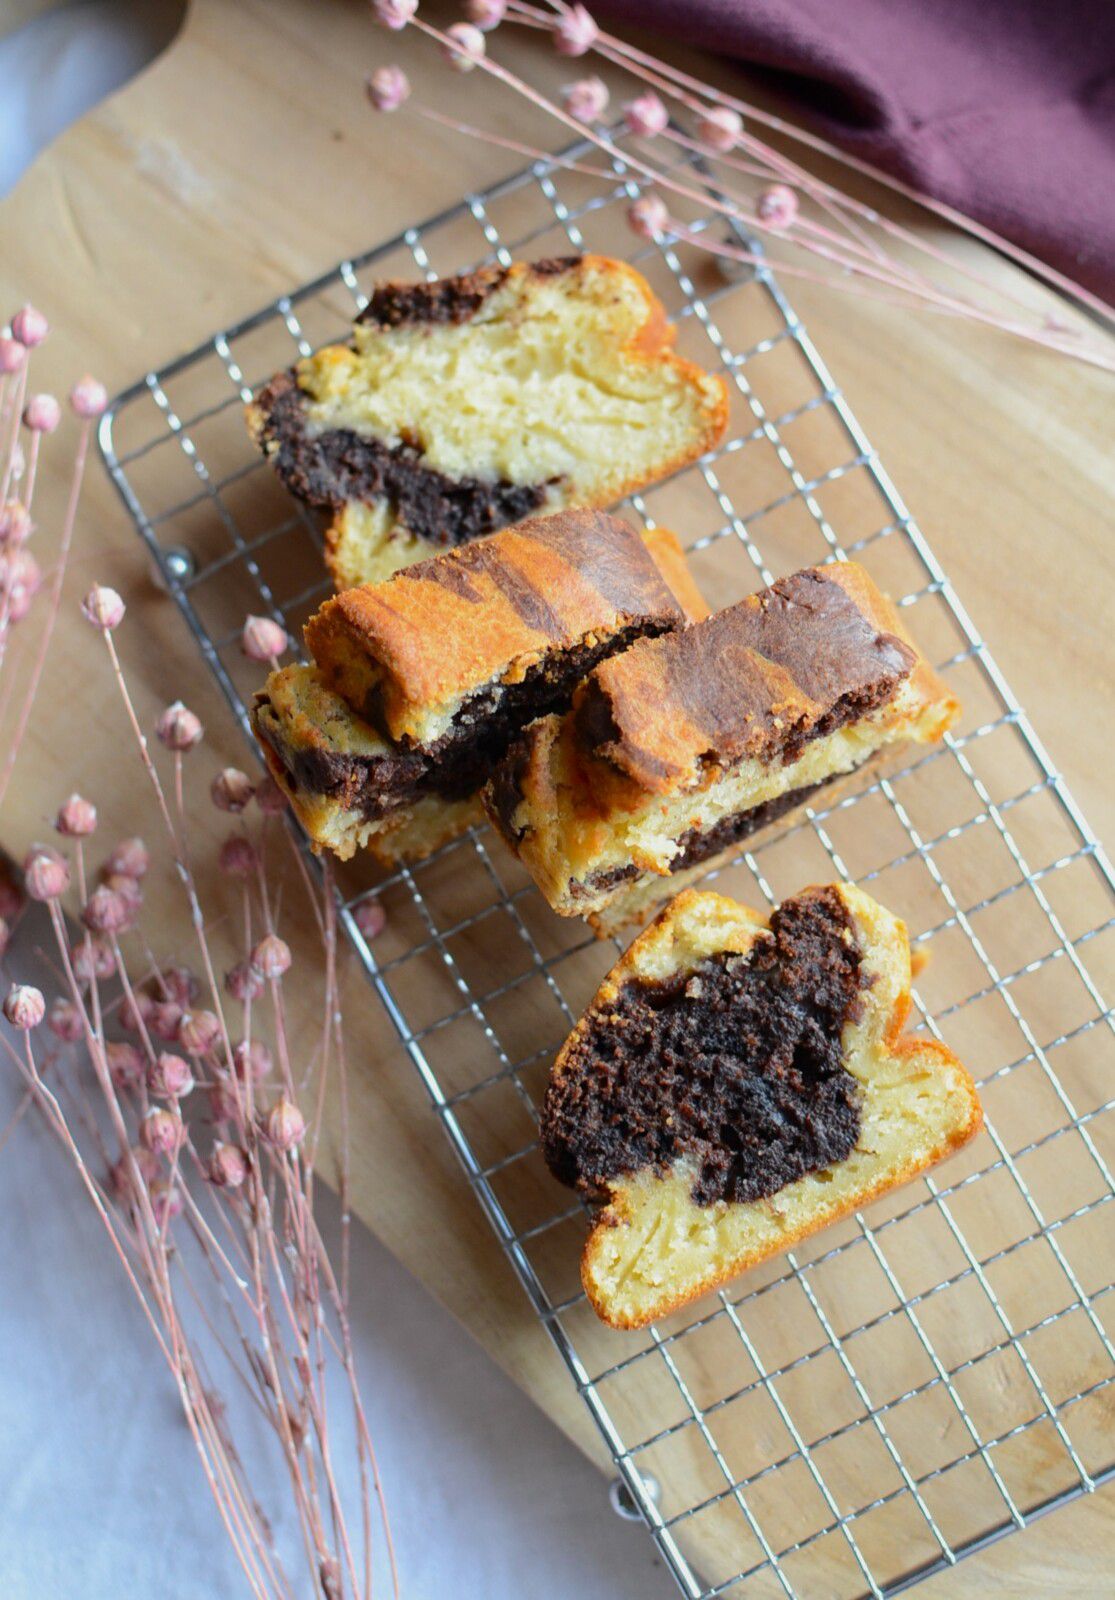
628, 193, 670, 239
465, 0, 505, 28
3, 564, 395, 1592
23, 394, 61, 433
441, 21, 485, 70
240, 613, 288, 662
4, 982, 45, 1029
156, 700, 204, 752
367, 64, 410, 112
555, 3, 597, 55
624, 90, 668, 138
210, 767, 254, 813
562, 75, 609, 124
81, 584, 125, 631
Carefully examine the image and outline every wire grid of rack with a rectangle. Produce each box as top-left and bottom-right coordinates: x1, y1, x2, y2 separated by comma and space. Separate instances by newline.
98, 129, 1115, 1599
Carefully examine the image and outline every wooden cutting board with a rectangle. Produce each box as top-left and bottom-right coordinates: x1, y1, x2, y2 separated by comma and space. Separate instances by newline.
2, 1, 1112, 1591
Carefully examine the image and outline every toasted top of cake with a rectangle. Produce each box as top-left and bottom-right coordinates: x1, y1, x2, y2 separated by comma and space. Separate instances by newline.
568, 563, 954, 795
304, 509, 685, 747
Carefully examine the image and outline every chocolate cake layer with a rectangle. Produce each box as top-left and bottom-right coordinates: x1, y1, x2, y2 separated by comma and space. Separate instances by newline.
574, 568, 917, 790
542, 887, 864, 1207
252, 370, 550, 545
259, 618, 675, 823
356, 257, 581, 328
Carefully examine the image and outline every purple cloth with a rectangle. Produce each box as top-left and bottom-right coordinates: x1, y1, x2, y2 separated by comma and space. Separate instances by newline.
599, 0, 1115, 301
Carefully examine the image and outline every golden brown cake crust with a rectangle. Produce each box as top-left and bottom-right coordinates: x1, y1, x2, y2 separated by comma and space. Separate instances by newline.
305, 509, 685, 740
482, 562, 961, 926
571, 564, 932, 794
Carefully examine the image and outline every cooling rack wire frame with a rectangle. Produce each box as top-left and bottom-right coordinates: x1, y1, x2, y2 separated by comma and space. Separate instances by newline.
99, 129, 1115, 1600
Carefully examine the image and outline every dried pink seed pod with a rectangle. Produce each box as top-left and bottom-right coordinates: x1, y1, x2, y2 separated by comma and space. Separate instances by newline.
23, 394, 61, 434
208, 1078, 240, 1124
696, 105, 742, 153
624, 90, 668, 138
240, 614, 288, 662
154, 965, 197, 1006
370, 0, 416, 27
218, 835, 258, 878
4, 983, 45, 1029
209, 1141, 249, 1189
148, 1051, 195, 1100
148, 1000, 184, 1042
465, 0, 505, 28
0, 337, 25, 374
250, 933, 292, 980
225, 959, 264, 1004
233, 1037, 272, 1082
105, 1039, 145, 1090
119, 989, 154, 1034
441, 21, 485, 69
23, 846, 69, 902
0, 500, 32, 545
178, 1008, 221, 1056
71, 936, 116, 982
69, 375, 108, 419
101, 873, 143, 921
48, 997, 84, 1042
111, 1144, 158, 1199
11, 305, 49, 347
264, 1094, 306, 1152
253, 774, 288, 816
82, 584, 125, 630
139, 1106, 182, 1156
562, 75, 609, 123
0, 547, 41, 611
366, 65, 411, 112
211, 767, 254, 813
105, 836, 149, 879
55, 793, 97, 837
149, 1178, 183, 1226
81, 885, 132, 934
627, 194, 670, 238
156, 700, 203, 752
756, 183, 799, 231
555, 2, 597, 55
353, 897, 387, 941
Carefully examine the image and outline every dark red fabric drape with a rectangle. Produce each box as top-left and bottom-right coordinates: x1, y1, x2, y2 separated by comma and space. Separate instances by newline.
599, 0, 1115, 300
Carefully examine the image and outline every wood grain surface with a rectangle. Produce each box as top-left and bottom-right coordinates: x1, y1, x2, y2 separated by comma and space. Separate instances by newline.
1, 1, 1112, 1593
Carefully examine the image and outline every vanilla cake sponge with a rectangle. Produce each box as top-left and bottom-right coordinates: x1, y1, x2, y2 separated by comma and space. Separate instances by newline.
252, 663, 482, 865
247, 255, 729, 588
485, 563, 959, 935
251, 513, 697, 864
542, 884, 982, 1328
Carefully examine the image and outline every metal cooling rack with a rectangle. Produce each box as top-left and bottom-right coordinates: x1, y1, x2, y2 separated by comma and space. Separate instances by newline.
99, 130, 1115, 1599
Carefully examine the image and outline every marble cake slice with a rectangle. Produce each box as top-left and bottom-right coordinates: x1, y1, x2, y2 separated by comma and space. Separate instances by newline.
246, 255, 729, 589
542, 884, 982, 1329
484, 563, 959, 935
251, 513, 695, 864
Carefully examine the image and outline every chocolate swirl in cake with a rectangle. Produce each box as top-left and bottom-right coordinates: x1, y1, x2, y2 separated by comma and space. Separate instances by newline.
542, 887, 865, 1207
250, 370, 550, 548
573, 568, 917, 790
